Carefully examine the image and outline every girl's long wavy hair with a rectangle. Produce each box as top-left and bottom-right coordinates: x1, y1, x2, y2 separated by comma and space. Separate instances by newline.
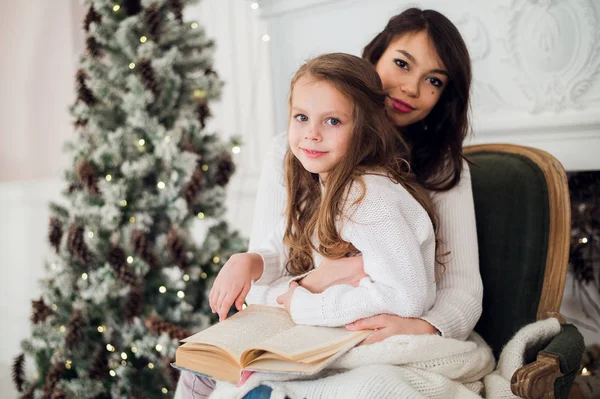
283, 53, 438, 276
363, 8, 472, 192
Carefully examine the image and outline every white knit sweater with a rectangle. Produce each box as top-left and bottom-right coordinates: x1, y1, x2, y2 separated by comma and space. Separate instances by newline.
246, 133, 483, 338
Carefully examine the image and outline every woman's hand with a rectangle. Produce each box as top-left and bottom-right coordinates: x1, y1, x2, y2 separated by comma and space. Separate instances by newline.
209, 253, 263, 321
298, 255, 368, 293
276, 281, 299, 314
346, 315, 439, 345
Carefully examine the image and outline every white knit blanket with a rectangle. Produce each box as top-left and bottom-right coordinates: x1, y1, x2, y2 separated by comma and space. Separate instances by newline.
208, 318, 561, 399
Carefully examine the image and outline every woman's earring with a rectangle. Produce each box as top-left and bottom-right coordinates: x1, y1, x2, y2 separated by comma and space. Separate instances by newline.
423, 122, 428, 131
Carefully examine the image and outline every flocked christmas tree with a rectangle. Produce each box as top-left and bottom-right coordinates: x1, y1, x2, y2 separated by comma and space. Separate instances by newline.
11, 0, 246, 397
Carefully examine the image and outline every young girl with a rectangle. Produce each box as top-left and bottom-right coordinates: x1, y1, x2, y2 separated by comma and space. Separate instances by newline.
208, 52, 438, 327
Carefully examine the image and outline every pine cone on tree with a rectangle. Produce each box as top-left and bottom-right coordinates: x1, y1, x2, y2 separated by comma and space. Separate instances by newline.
83, 5, 101, 32
12, 353, 25, 392
76, 160, 99, 195
73, 118, 88, 129
196, 100, 211, 129
65, 310, 85, 350
214, 154, 236, 186
137, 59, 160, 97
204, 67, 218, 77
48, 217, 63, 253
42, 362, 64, 399
167, 0, 184, 24
144, 315, 191, 341
107, 246, 138, 286
86, 36, 102, 59
31, 297, 54, 324
76, 69, 97, 106
50, 389, 66, 399
67, 223, 94, 264
167, 228, 188, 269
123, 0, 142, 16
144, 3, 163, 40
131, 230, 160, 270
182, 163, 206, 208
21, 385, 35, 399
124, 283, 144, 322
88, 348, 109, 380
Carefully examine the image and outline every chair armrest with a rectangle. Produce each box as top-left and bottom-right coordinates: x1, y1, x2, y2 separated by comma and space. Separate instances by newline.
511, 324, 584, 399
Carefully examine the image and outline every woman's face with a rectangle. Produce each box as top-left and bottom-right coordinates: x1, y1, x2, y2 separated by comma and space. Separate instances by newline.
375, 30, 449, 128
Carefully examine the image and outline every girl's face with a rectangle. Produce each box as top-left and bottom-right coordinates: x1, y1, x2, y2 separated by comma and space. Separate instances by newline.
375, 30, 449, 127
288, 77, 354, 182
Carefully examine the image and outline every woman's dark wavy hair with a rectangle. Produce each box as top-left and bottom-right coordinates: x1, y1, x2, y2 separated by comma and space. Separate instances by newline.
363, 8, 472, 191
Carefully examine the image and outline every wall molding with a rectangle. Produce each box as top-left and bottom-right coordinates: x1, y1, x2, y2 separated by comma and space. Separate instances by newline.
256, 0, 348, 18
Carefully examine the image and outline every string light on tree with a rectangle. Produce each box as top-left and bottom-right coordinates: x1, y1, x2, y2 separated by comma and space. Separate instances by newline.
251, 2, 259, 10
129, 216, 136, 223
232, 145, 241, 154
109, 370, 116, 377
201, 164, 209, 171
177, 290, 185, 298
88, 231, 94, 238
120, 200, 127, 207
127, 256, 134, 264
582, 367, 591, 376
579, 237, 588, 244
262, 34, 271, 42
164, 136, 171, 142
97, 326, 105, 333
192, 89, 206, 99
106, 174, 112, 182
131, 347, 137, 353
106, 344, 115, 352
162, 388, 168, 394
197, 212, 205, 219
183, 274, 190, 282
157, 181, 166, 190
81, 273, 88, 280
213, 256, 220, 264
148, 362, 155, 369
129, 62, 136, 70
140, 36, 148, 43
121, 352, 128, 360
191, 22, 198, 29
159, 286, 167, 294
112, 4, 120, 12
138, 139, 145, 146
155, 344, 163, 352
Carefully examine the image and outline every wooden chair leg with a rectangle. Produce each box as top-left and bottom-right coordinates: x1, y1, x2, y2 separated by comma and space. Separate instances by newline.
511, 352, 563, 399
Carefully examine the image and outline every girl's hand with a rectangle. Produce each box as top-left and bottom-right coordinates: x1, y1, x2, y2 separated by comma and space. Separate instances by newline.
209, 253, 263, 321
298, 256, 367, 293
276, 281, 299, 314
346, 315, 439, 345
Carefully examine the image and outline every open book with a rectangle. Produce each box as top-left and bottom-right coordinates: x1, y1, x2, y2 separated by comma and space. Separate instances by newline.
174, 305, 370, 384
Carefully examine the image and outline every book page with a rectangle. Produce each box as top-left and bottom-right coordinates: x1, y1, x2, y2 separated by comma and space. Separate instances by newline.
251, 324, 370, 361
182, 305, 295, 359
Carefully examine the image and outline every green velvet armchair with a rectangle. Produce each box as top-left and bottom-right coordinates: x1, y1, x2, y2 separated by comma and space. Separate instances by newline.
465, 144, 585, 399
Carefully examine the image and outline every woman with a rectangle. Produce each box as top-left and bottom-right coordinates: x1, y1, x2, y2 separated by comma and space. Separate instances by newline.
180, 7, 483, 398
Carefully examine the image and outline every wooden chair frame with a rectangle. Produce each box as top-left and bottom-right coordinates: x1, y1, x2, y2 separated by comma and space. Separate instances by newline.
464, 144, 571, 399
